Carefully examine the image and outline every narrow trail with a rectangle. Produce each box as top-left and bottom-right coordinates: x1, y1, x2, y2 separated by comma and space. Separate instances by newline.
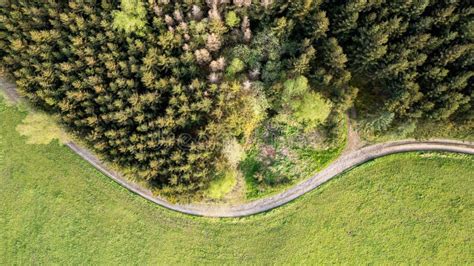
2, 78, 473, 217
66, 140, 474, 217
345, 107, 364, 153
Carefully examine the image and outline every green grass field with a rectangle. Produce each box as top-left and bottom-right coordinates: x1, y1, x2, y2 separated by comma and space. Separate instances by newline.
1, 97, 473, 264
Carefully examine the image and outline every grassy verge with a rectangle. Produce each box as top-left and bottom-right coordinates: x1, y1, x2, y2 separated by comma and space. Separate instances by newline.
357, 119, 474, 143
1, 96, 472, 264
204, 169, 237, 200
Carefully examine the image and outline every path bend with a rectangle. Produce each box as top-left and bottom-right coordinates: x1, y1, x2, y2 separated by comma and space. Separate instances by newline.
1, 78, 473, 217
68, 138, 474, 217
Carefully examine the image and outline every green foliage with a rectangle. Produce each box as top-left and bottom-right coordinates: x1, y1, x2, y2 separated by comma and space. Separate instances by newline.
291, 45, 316, 76
242, 116, 346, 199
205, 169, 237, 199
290, 92, 332, 129
1, 101, 473, 264
281, 76, 332, 129
282, 76, 309, 99
112, 0, 147, 34
362, 112, 395, 134
225, 11, 240, 28
226, 58, 245, 77
322, 0, 473, 122
0, 1, 249, 195
0, 0, 472, 196
361, 119, 474, 143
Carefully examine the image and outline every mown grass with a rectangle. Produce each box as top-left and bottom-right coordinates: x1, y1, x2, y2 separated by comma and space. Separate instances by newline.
1, 97, 473, 264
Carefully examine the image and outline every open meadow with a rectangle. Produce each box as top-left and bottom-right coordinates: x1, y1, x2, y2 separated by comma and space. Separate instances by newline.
1, 98, 473, 264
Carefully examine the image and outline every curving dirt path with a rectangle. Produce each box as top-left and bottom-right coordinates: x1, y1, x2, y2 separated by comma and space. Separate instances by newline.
2, 78, 474, 217
68, 140, 474, 217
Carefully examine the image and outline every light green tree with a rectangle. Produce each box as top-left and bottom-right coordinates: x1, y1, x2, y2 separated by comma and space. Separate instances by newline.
290, 92, 332, 129
226, 58, 245, 77
112, 0, 147, 35
225, 11, 240, 28
281, 76, 333, 129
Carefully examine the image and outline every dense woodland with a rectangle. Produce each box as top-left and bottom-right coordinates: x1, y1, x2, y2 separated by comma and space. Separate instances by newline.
0, 0, 472, 196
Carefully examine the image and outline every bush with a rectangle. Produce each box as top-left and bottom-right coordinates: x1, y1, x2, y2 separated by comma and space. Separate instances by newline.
225, 11, 240, 28
226, 58, 245, 77
280, 76, 333, 130
290, 92, 332, 130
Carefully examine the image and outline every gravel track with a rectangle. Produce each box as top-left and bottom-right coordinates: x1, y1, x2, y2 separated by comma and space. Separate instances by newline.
2, 78, 473, 217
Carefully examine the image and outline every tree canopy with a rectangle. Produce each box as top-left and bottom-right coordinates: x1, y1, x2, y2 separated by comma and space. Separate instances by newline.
0, 0, 471, 196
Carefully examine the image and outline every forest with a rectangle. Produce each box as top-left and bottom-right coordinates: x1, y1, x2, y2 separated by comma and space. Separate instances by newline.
0, 0, 472, 198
